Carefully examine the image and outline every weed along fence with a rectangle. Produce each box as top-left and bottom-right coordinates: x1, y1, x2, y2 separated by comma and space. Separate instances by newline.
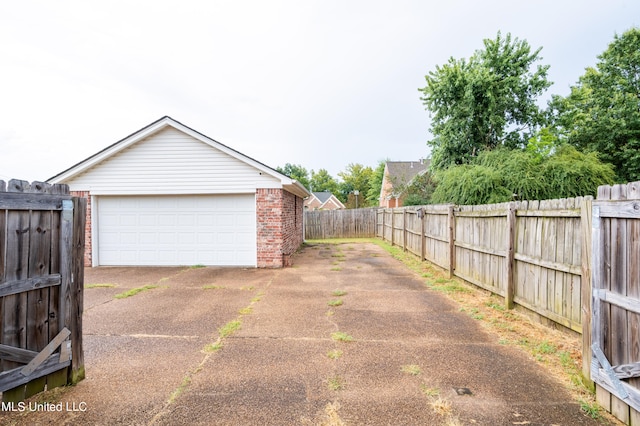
304, 208, 377, 239
377, 198, 591, 334
0, 179, 86, 403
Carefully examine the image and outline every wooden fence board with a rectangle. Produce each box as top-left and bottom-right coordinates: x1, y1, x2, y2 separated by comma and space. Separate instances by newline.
373, 197, 592, 339
305, 208, 376, 239
0, 180, 84, 402
629, 218, 640, 391
2, 210, 30, 372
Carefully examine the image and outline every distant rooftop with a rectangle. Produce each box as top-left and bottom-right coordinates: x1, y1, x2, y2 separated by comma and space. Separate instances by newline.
312, 191, 334, 203
386, 160, 429, 186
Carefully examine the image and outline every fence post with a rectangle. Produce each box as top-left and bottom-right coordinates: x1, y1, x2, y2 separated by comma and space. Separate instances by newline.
374, 208, 378, 238
70, 197, 86, 384
421, 207, 426, 261
448, 205, 455, 279
391, 209, 395, 246
403, 209, 407, 252
580, 196, 593, 383
505, 202, 516, 309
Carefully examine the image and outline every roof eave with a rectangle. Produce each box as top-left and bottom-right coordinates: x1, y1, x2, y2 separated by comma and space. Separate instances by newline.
283, 180, 310, 198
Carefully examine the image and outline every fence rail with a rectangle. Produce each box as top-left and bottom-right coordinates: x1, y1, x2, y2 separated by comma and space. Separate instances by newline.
377, 198, 591, 334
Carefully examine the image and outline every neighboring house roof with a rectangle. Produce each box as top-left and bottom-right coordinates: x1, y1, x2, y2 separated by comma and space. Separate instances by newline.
379, 160, 429, 203
47, 116, 310, 198
386, 161, 429, 188
304, 191, 345, 210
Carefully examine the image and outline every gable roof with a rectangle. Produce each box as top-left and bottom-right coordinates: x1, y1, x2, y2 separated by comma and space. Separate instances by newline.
48, 116, 309, 198
385, 161, 429, 187
305, 191, 345, 209
312, 191, 334, 204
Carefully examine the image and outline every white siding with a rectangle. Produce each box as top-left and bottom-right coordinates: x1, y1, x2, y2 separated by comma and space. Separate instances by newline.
66, 127, 281, 194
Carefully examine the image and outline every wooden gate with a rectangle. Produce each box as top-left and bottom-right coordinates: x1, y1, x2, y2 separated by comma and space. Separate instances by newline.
591, 181, 640, 422
0, 179, 85, 402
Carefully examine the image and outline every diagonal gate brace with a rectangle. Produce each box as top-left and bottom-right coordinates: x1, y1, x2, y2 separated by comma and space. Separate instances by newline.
20, 327, 71, 377
592, 343, 629, 400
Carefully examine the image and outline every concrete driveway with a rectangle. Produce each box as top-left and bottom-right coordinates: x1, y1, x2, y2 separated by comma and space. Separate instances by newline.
1, 242, 608, 425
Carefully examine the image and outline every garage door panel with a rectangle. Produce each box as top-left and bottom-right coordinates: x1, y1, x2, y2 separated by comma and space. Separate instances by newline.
98, 195, 256, 266
139, 233, 157, 244
158, 215, 176, 226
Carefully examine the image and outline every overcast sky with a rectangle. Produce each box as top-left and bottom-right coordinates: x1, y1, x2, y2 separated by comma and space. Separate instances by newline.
1, 1, 638, 183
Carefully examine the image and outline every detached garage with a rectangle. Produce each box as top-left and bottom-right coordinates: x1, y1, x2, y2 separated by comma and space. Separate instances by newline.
48, 116, 309, 268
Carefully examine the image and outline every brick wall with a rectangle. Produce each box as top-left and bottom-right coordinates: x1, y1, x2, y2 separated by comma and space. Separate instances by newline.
280, 189, 304, 266
70, 191, 92, 266
256, 188, 304, 268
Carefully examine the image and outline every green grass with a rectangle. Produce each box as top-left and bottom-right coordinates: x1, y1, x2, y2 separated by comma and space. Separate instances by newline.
168, 375, 192, 404
485, 300, 506, 311
580, 399, 601, 419
114, 285, 158, 299
328, 299, 343, 307
203, 342, 223, 353
190, 264, 206, 269
401, 364, 422, 376
327, 376, 345, 391
330, 267, 342, 272
238, 307, 253, 315
463, 307, 484, 320
203, 285, 225, 290
85, 283, 116, 289
534, 341, 557, 355
219, 320, 242, 338
332, 290, 347, 297
331, 331, 354, 342
327, 349, 343, 360
420, 385, 440, 397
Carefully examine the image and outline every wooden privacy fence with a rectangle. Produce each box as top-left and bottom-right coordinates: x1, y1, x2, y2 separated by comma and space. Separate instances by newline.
590, 181, 640, 424
304, 208, 377, 239
0, 179, 86, 403
377, 197, 592, 335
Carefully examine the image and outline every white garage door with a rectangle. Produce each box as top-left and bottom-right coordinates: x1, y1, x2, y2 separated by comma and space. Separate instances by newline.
97, 195, 256, 266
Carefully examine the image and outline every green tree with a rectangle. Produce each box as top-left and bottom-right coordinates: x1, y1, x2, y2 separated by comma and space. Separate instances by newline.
366, 159, 388, 205
431, 146, 615, 205
309, 169, 339, 194
403, 171, 438, 206
337, 163, 374, 207
419, 32, 551, 169
276, 163, 310, 190
548, 27, 640, 182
